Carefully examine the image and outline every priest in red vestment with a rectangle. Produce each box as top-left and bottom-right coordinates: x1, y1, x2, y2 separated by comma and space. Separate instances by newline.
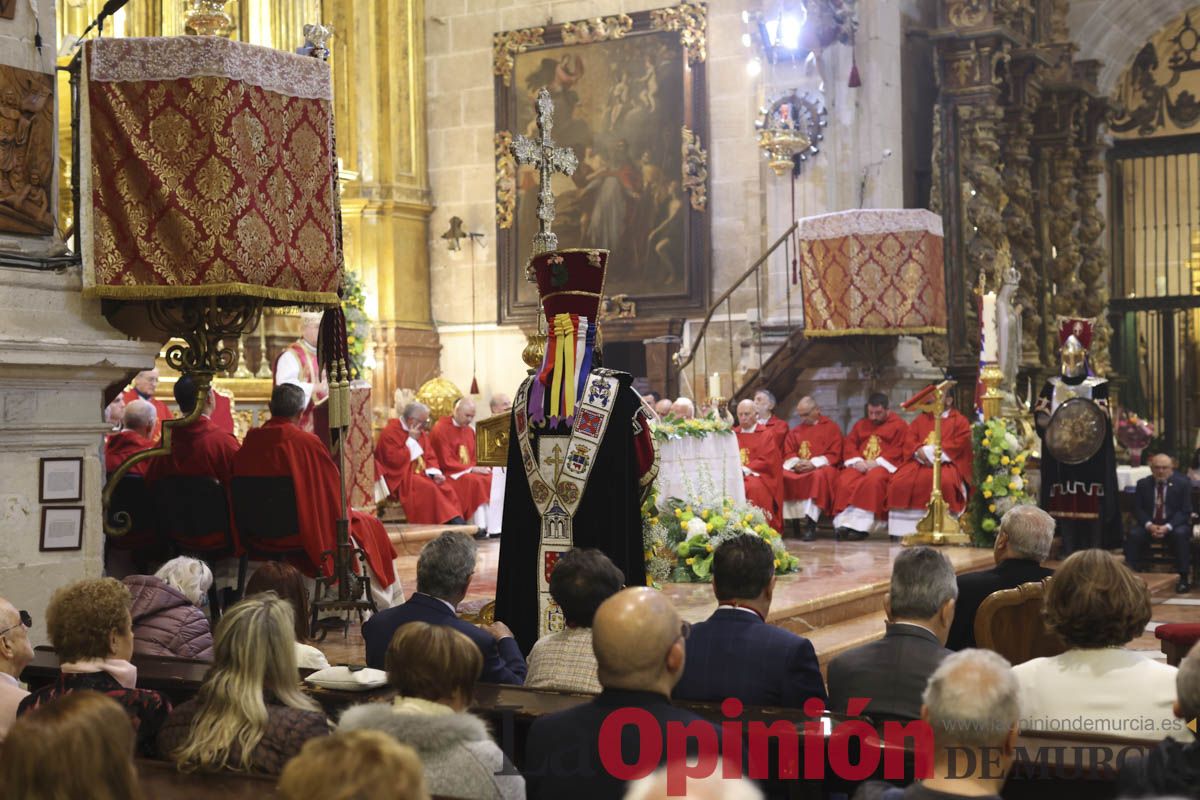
105, 399, 157, 476
754, 389, 789, 453
375, 402, 466, 525
121, 369, 172, 442
782, 396, 844, 541
831, 393, 909, 540
234, 385, 398, 608
430, 397, 492, 526
736, 399, 784, 528
144, 375, 241, 552
887, 391, 973, 538
210, 391, 235, 437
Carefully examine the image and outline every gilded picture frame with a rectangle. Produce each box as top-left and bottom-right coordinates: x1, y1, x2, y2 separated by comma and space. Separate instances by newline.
494, 0, 711, 323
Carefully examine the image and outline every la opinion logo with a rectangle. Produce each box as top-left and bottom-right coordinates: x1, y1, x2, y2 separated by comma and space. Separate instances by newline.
596, 698, 934, 795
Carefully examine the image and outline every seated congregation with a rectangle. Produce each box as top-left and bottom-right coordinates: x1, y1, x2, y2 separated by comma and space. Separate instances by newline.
2, 501, 1198, 799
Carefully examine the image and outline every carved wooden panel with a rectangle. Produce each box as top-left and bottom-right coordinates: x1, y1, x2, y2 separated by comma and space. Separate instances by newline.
0, 65, 53, 236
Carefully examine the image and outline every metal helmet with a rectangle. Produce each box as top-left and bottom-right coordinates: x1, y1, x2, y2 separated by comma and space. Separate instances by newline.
1060, 334, 1087, 378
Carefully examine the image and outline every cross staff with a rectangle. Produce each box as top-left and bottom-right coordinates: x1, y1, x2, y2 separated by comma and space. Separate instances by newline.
512, 88, 578, 257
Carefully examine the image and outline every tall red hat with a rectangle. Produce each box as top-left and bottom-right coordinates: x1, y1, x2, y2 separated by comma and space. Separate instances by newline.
530, 248, 608, 320
1057, 317, 1093, 349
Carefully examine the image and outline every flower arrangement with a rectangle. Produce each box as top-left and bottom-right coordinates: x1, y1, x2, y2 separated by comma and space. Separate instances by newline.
966, 417, 1034, 546
341, 269, 371, 379
642, 492, 799, 585
651, 411, 733, 443
1116, 412, 1155, 466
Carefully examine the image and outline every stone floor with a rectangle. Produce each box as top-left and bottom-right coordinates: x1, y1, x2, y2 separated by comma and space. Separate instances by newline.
316, 536, 1200, 668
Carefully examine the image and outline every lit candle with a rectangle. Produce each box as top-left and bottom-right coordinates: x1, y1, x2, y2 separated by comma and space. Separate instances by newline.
981, 292, 999, 362
708, 372, 721, 399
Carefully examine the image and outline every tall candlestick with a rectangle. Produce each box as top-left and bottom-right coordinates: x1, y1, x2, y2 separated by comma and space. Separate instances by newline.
708, 372, 721, 399
981, 292, 999, 362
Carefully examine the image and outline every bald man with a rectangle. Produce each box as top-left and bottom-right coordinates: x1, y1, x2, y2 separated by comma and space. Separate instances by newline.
736, 399, 783, 527
781, 396, 843, 541
121, 368, 172, 441
430, 398, 492, 526
524, 588, 719, 800
105, 399, 156, 477
669, 397, 695, 419
0, 598, 32, 740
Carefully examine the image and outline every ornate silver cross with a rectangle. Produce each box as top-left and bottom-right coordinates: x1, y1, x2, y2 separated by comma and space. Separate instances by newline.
511, 88, 578, 256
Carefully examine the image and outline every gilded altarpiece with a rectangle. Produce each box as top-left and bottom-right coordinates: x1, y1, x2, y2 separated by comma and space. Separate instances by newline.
930, 0, 1111, 395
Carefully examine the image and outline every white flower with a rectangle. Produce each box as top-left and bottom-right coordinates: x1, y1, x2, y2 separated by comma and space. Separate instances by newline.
686, 518, 708, 538
1004, 433, 1019, 451
1009, 476, 1023, 492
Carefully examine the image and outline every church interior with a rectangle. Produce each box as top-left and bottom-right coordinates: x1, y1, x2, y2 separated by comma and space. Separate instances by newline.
2, 0, 1200, 797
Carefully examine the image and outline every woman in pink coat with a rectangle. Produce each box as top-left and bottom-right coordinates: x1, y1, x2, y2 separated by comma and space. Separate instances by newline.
123, 556, 214, 661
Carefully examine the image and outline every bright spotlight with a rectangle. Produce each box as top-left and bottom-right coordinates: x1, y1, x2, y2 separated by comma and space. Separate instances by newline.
746, 57, 762, 77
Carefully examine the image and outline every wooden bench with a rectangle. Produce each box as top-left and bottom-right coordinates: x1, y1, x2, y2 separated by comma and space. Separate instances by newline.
137, 760, 278, 800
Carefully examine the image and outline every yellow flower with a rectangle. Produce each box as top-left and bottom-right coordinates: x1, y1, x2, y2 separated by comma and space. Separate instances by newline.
982, 439, 991, 448
644, 550, 652, 560
347, 335, 357, 344
674, 509, 682, 517
984, 475, 993, 485
983, 490, 993, 498
1016, 453, 1027, 462
1008, 482, 1017, 490
686, 506, 693, 514
988, 504, 997, 513
1000, 456, 1010, 465
685, 557, 694, 565
650, 517, 659, 525
705, 542, 713, 550
1010, 467, 1020, 475
701, 510, 709, 520
774, 559, 780, 568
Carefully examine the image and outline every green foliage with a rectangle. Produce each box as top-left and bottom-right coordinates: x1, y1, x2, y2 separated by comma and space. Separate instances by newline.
341, 270, 370, 379
966, 417, 1035, 547
651, 412, 733, 443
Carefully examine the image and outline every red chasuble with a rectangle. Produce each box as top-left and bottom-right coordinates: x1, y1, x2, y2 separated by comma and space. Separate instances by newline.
233, 418, 396, 588
144, 415, 241, 550
887, 409, 974, 514
211, 392, 234, 436
121, 388, 172, 442
375, 419, 463, 524
736, 426, 784, 527
832, 412, 909, 518
105, 430, 154, 476
781, 415, 844, 514
430, 416, 491, 518
761, 415, 789, 454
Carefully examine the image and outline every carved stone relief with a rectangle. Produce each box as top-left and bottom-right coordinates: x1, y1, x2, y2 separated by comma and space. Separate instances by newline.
0, 65, 54, 237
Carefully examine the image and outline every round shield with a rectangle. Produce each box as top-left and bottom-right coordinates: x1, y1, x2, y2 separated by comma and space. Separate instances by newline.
1045, 397, 1107, 465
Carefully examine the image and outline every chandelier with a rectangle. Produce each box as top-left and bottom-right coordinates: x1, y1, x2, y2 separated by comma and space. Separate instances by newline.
755, 90, 827, 176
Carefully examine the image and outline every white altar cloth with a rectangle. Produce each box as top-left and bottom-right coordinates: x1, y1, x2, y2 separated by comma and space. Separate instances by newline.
654, 434, 746, 505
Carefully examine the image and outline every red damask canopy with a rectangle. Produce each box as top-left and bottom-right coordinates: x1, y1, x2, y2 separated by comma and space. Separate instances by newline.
80, 36, 342, 305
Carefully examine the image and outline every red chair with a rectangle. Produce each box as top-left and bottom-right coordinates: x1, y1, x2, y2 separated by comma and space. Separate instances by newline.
1154, 623, 1200, 666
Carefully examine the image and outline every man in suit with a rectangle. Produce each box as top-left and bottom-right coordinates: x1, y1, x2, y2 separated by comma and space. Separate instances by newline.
362, 531, 526, 684
1125, 452, 1193, 593
674, 535, 826, 707
826, 547, 956, 723
946, 505, 1055, 650
523, 587, 717, 800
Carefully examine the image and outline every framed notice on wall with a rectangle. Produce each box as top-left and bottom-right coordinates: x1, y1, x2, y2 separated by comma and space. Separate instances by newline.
39, 458, 82, 503
40, 507, 83, 552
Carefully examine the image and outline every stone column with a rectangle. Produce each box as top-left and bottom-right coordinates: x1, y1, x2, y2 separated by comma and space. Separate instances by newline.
0, 268, 160, 645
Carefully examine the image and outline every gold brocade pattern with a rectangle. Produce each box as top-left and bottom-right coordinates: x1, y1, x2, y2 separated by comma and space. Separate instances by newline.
413, 456, 426, 474
797, 440, 811, 459
458, 444, 469, 463
739, 447, 749, 466
863, 435, 881, 461
82, 42, 341, 303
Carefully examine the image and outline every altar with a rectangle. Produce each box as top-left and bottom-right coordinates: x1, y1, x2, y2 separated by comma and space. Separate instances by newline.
654, 431, 745, 506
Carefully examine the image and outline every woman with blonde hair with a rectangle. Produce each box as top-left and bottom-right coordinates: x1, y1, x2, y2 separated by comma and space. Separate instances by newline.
1014, 549, 1183, 741
279, 730, 429, 800
1, 690, 143, 800
158, 593, 330, 774
17, 577, 170, 756
124, 555, 214, 660
339, 621, 524, 799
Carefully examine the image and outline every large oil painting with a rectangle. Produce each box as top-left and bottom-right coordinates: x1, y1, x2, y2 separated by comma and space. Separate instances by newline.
495, 4, 710, 322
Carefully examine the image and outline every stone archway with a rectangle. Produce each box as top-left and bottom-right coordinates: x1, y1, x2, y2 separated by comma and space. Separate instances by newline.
1069, 0, 1200, 95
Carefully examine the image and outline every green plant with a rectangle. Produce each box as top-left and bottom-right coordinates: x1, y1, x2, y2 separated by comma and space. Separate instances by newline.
966, 417, 1034, 547
341, 269, 370, 379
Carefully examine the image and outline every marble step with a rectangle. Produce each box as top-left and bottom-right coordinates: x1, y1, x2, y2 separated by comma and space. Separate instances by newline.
386, 523, 480, 556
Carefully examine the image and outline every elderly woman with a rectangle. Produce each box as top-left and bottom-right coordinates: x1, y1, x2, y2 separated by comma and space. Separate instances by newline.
2, 691, 143, 800
124, 556, 214, 661
158, 593, 330, 774
339, 621, 525, 800
1014, 549, 1184, 741
244, 562, 329, 670
17, 578, 170, 756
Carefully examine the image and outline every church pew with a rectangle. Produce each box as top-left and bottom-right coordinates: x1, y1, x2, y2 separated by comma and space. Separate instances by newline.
137, 760, 278, 800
